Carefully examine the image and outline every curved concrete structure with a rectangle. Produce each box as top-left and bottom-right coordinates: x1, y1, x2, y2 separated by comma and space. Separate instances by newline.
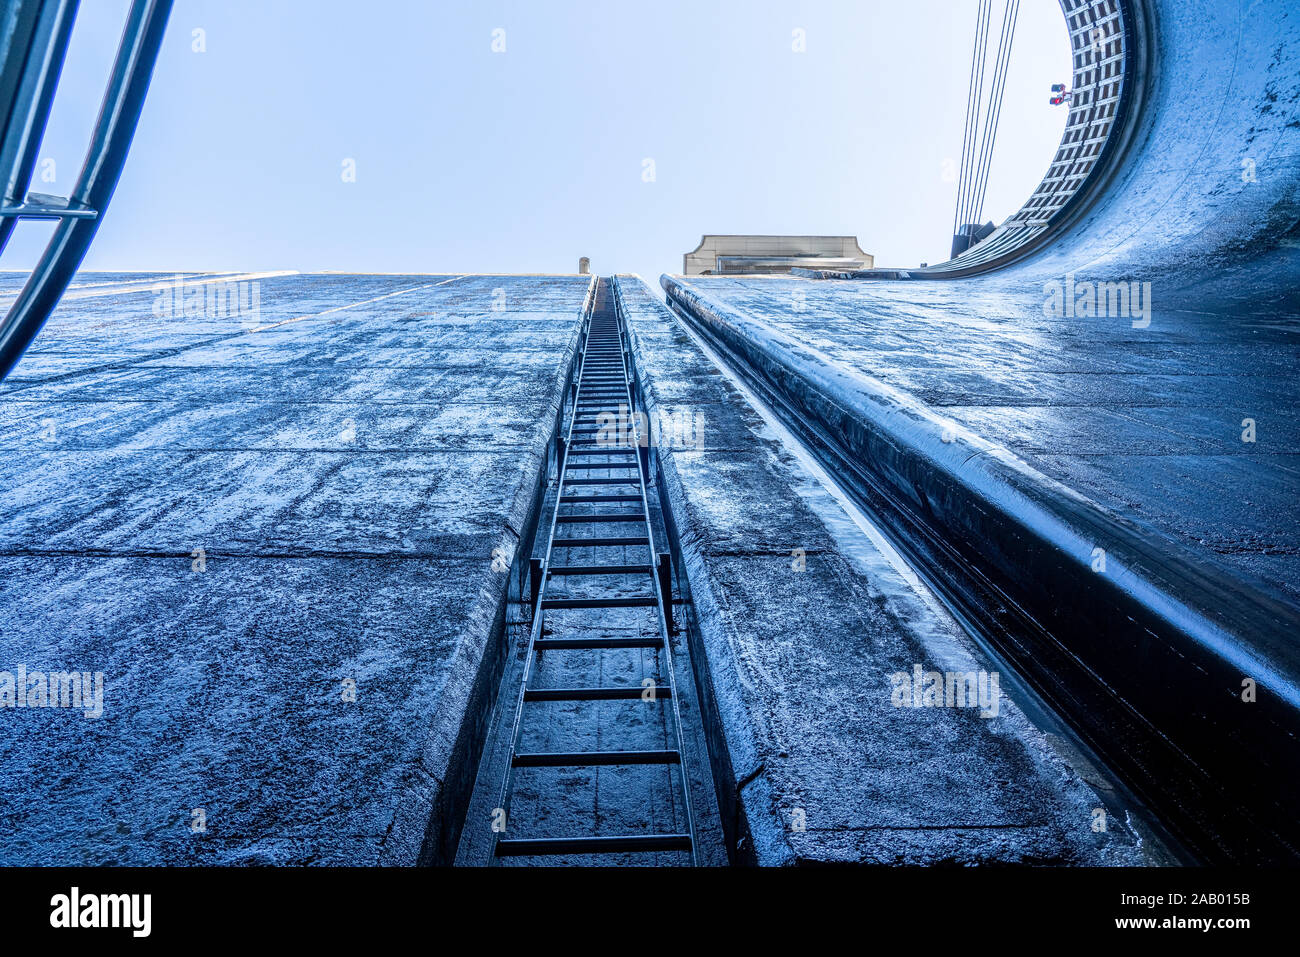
997, 0, 1300, 285
934, 0, 1135, 274
951, 0, 1298, 282
664, 0, 1300, 862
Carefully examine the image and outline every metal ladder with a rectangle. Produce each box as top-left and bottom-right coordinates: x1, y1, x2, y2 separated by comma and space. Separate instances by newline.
491, 278, 697, 863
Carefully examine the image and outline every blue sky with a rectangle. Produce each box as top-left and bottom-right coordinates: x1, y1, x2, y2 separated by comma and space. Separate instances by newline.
5, 0, 1072, 278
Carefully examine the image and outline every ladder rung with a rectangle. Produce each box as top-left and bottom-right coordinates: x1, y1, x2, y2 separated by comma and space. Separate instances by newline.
540, 596, 657, 610
511, 748, 679, 765
0, 192, 98, 220
564, 462, 639, 471
556, 514, 643, 524
524, 686, 670, 702
495, 834, 691, 856
549, 563, 652, 575
533, 636, 663, 650
566, 448, 636, 456
562, 478, 642, 486
559, 495, 642, 504
552, 537, 650, 547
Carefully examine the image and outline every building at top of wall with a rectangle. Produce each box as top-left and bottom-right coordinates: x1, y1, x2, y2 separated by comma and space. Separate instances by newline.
683, 235, 873, 276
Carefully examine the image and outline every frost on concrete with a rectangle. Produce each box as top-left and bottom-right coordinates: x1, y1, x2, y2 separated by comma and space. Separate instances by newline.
617, 276, 1155, 865
0, 272, 590, 865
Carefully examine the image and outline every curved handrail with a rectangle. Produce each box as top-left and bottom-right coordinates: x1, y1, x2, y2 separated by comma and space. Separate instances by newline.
0, 0, 79, 256
0, 0, 172, 382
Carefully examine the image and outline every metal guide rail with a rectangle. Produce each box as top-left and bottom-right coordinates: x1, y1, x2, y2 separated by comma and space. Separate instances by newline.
490, 278, 698, 863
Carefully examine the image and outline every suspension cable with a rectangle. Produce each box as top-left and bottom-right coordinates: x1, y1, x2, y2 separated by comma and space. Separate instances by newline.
952, 0, 1020, 253
953, 0, 992, 240
969, 0, 1020, 230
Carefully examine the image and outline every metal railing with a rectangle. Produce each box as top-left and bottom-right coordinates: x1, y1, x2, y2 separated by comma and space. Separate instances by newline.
0, 0, 172, 381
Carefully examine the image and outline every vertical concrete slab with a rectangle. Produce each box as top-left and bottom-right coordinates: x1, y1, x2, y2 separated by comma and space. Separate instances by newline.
0, 272, 592, 865
616, 276, 1152, 865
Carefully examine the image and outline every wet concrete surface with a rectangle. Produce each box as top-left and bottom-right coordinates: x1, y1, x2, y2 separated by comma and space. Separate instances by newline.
653, 3, 1300, 854
659, 274, 1300, 608
617, 276, 1157, 865
0, 272, 590, 864
655, 0, 1300, 617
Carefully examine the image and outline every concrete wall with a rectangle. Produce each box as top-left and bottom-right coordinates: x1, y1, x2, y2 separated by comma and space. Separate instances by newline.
0, 273, 591, 865
617, 274, 1153, 865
